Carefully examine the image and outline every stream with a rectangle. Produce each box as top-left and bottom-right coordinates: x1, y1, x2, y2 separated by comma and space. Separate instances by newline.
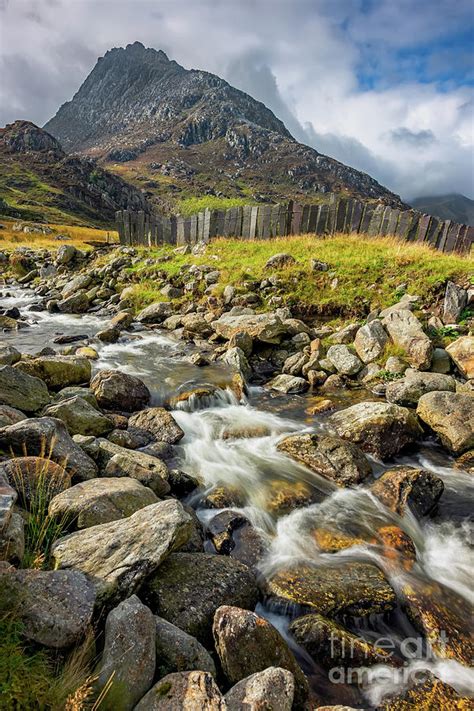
2, 285, 473, 707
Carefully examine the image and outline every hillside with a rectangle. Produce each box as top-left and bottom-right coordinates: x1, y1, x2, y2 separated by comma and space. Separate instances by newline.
45, 42, 405, 214
411, 193, 474, 226
0, 120, 152, 226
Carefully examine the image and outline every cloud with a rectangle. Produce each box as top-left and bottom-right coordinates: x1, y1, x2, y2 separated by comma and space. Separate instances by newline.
0, 0, 472, 200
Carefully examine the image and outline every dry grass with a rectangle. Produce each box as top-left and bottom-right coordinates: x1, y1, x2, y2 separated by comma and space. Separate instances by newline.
0, 218, 118, 251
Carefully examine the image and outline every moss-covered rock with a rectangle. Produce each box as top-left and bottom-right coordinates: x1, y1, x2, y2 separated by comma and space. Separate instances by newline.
15, 355, 91, 391
43, 395, 113, 436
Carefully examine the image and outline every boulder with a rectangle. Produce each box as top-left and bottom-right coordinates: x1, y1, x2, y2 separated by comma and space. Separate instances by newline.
15, 355, 91, 391
225, 667, 295, 711
53, 386, 99, 408
446, 336, 474, 379
430, 347, 451, 374
0, 365, 49, 413
0, 470, 17, 530
104, 450, 170, 497
0, 511, 24, 563
154, 616, 216, 679
43, 396, 113, 436
0, 404, 26, 427
206, 510, 268, 569
417, 391, 474, 454
61, 274, 92, 299
353, 320, 388, 363
96, 326, 120, 343
52, 500, 193, 607
97, 595, 156, 710
213, 606, 308, 706
378, 674, 471, 711
49, 477, 158, 529
56, 244, 79, 264
142, 552, 258, 646
0, 315, 18, 330
0, 418, 97, 481
371, 466, 444, 518
110, 311, 134, 330
128, 407, 184, 443
268, 374, 309, 394
265, 253, 296, 269
385, 369, 456, 406
90, 369, 150, 412
266, 479, 318, 515
134, 671, 225, 711
277, 433, 371, 487
282, 351, 309, 376
330, 323, 360, 345
57, 290, 89, 313
214, 313, 286, 344
382, 309, 433, 370
137, 302, 173, 324
443, 281, 467, 323
1, 456, 70, 508
181, 313, 213, 336
329, 401, 422, 459
221, 346, 251, 380
326, 345, 363, 375
0, 343, 21, 366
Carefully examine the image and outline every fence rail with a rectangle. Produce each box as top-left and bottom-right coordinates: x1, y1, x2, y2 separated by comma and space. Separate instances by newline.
115, 194, 473, 254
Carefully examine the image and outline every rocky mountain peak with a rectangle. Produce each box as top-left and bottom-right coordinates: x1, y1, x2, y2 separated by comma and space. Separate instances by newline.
1, 121, 64, 159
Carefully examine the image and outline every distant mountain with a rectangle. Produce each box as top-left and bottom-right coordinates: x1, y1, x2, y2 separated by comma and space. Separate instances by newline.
0, 120, 151, 225
411, 194, 474, 227
45, 42, 405, 213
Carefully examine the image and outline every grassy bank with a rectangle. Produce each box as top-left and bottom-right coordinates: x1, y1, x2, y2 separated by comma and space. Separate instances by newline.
0, 219, 118, 251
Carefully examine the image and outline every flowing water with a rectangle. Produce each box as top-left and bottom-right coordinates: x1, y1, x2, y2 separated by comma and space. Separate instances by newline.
2, 285, 473, 706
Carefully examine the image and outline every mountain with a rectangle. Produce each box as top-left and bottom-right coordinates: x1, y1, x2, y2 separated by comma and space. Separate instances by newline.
411, 194, 474, 227
0, 120, 151, 225
45, 42, 405, 213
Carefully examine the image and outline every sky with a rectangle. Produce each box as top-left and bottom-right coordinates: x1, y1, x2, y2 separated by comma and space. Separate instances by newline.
0, 0, 473, 201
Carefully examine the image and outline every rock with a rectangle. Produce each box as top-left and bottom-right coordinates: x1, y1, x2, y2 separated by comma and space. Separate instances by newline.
43, 396, 113, 436
268, 374, 309, 394
134, 671, 225, 711
214, 313, 286, 344
371, 466, 444, 518
154, 616, 216, 679
128, 407, 184, 443
378, 674, 471, 710
265, 253, 296, 269
207, 510, 268, 569
266, 479, 318, 515
110, 310, 134, 330
0, 343, 21, 366
385, 356, 407, 375
142, 552, 258, 646
353, 320, 388, 363
61, 274, 92, 299
49, 477, 158, 529
221, 346, 251, 380
443, 281, 467, 323
56, 244, 78, 264
97, 595, 155, 710
446, 336, 474, 379
265, 562, 396, 617
0, 315, 19, 330
0, 511, 24, 563
52, 500, 192, 607
382, 309, 433, 370
53, 386, 99, 408
103, 450, 170, 496
379, 294, 419, 317
277, 433, 371, 487
430, 347, 451, 374
15, 355, 91, 391
326, 345, 363, 375
282, 351, 309, 376
161, 284, 183, 299
0, 418, 97, 481
0, 567, 95, 649
213, 606, 308, 706
137, 301, 173, 324
0, 365, 50, 413
96, 326, 120, 343
1, 456, 70, 508
201, 485, 245, 509
0, 404, 27, 428
0, 470, 17, 530
225, 667, 295, 711
329, 401, 422, 459
416, 391, 474, 454
181, 313, 213, 336
57, 290, 90, 314
90, 369, 150, 412
310, 259, 329, 271
385, 369, 456, 406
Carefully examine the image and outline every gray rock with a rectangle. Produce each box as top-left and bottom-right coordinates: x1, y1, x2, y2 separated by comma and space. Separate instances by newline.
161, 284, 183, 299
137, 302, 173, 324
1, 456, 70, 508
0, 343, 21, 366
53, 386, 99, 408
0, 511, 24, 563
221, 346, 251, 380
61, 274, 92, 299
134, 671, 225, 711
56, 244, 78, 265
0, 404, 27, 428
225, 667, 295, 711
431, 348, 451, 374
443, 281, 467, 324
268, 374, 309, 394
0, 470, 17, 531
181, 313, 213, 336
57, 289, 90, 313
154, 616, 216, 679
385, 356, 408, 375
282, 351, 309, 376
385, 369, 456, 406
0, 365, 50, 413
15, 355, 91, 391
43, 396, 113, 436
417, 392, 474, 454
103, 450, 170, 497
382, 309, 433, 370
327, 345, 363, 375
354, 320, 388, 363
265, 253, 296, 269
330, 323, 360, 345
128, 407, 184, 443
214, 312, 286, 344
91, 369, 150, 412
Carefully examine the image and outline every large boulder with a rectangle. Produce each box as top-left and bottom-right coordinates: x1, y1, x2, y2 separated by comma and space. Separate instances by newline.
49, 477, 158, 529
329, 401, 422, 459
61, 274, 92, 299
154, 616, 216, 679
1, 456, 70, 508
137, 301, 173, 324
15, 355, 91, 391
385, 369, 456, 406
142, 552, 258, 646
0, 418, 97, 481
57, 290, 89, 313
134, 671, 225, 711
277, 433, 371, 487
353, 320, 388, 363
0, 365, 49, 413
416, 391, 474, 454
213, 606, 308, 707
43, 396, 113, 436
326, 345, 363, 375
128, 407, 184, 443
103, 448, 170, 497
214, 312, 286, 344
52, 500, 193, 606
446, 335, 474, 379
371, 466, 444, 518
97, 595, 156, 710
225, 667, 295, 711
382, 309, 433, 370
90, 369, 150, 412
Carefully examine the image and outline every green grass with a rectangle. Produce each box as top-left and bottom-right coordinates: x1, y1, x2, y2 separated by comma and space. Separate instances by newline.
176, 195, 254, 216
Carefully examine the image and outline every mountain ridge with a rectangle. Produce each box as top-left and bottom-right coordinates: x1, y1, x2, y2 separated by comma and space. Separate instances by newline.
411, 193, 474, 227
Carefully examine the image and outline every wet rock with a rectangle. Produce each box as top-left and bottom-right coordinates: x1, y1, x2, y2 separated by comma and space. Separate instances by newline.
57, 289, 90, 313
207, 510, 268, 569
0, 418, 97, 481
0, 404, 26, 427
201, 485, 245, 509
15, 355, 91, 391
43, 395, 113, 436
49, 477, 158, 529
417, 391, 474, 454
214, 312, 286, 344
385, 369, 456, 406
455, 449, 474, 474
265, 562, 396, 617
277, 433, 371, 487
382, 309, 433, 370
353, 320, 388, 363
104, 449, 170, 496
110, 310, 134, 330
371, 466, 444, 518
0, 511, 24, 563
327, 345, 363, 375
266, 479, 318, 515
90, 369, 150, 412
265, 253, 296, 269
0, 343, 21, 366
0, 315, 18, 330
329, 401, 422, 459
225, 667, 295, 711
378, 674, 471, 710
137, 301, 173, 324
76, 345, 99, 359
443, 281, 467, 323
155, 616, 216, 679
1, 456, 70, 508
135, 671, 225, 711
213, 606, 308, 706
268, 373, 309, 394
52, 500, 193, 607
0, 365, 50, 413
221, 346, 251, 380
128, 407, 184, 443
96, 326, 120, 343
446, 335, 474, 379
142, 552, 258, 646
97, 595, 155, 710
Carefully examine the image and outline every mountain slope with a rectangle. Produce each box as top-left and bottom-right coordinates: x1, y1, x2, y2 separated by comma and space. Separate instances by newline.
0, 120, 151, 225
411, 194, 474, 227
45, 42, 404, 213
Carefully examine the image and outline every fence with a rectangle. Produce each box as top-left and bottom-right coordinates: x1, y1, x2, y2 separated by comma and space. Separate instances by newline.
115, 194, 473, 254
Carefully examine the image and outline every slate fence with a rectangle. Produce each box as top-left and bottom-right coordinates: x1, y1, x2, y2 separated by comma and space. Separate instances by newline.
115, 194, 473, 254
